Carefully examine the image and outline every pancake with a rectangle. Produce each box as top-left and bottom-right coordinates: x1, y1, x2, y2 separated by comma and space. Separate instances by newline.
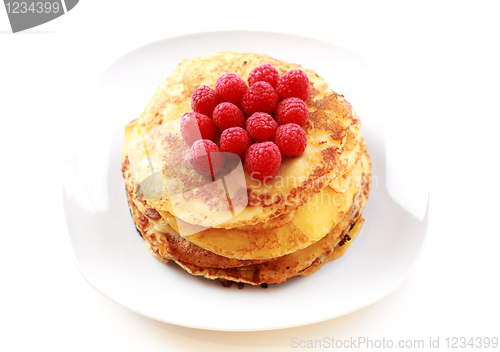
121, 51, 372, 286
125, 52, 361, 230
123, 152, 365, 259
125, 151, 371, 285
178, 217, 365, 285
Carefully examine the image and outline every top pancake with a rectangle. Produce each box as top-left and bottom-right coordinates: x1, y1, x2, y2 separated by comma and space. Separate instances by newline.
125, 52, 362, 229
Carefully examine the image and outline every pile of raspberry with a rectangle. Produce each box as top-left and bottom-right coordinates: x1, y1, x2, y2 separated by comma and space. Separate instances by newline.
181, 63, 310, 181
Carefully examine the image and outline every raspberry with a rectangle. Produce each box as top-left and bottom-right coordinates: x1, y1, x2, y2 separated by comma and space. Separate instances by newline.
245, 142, 281, 181
220, 127, 253, 160
276, 69, 310, 101
215, 73, 247, 106
275, 97, 309, 126
273, 123, 307, 157
180, 112, 215, 146
241, 81, 278, 116
191, 85, 219, 118
245, 112, 279, 143
189, 139, 225, 178
248, 63, 280, 89
212, 102, 246, 132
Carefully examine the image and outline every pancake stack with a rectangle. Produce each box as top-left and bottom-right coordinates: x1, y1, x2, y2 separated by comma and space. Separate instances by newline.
121, 52, 371, 286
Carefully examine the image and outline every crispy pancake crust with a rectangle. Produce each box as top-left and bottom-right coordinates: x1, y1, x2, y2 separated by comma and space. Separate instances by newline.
126, 192, 271, 269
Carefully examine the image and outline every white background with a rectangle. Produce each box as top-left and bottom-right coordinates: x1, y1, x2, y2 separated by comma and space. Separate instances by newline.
1, 1, 499, 351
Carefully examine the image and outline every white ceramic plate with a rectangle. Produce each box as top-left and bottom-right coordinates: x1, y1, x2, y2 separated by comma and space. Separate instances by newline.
63, 31, 428, 331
